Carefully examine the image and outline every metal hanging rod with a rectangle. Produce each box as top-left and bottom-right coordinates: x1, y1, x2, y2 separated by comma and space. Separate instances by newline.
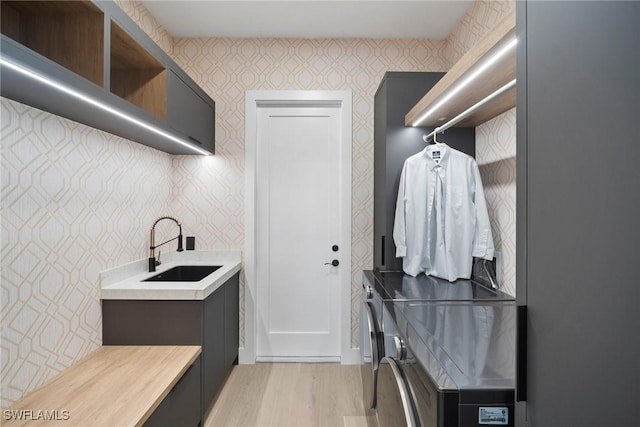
423, 78, 517, 144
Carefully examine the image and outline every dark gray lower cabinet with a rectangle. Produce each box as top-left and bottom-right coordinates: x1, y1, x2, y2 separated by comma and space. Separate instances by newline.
224, 277, 240, 367
144, 355, 201, 427
102, 272, 240, 419
203, 281, 225, 408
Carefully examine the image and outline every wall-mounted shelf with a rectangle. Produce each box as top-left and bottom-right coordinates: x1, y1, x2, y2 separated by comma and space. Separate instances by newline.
405, 11, 516, 128
0, 0, 214, 155
1, 1, 104, 86
110, 20, 167, 121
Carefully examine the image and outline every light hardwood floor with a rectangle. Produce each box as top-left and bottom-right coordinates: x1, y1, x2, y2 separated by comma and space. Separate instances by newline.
204, 363, 378, 427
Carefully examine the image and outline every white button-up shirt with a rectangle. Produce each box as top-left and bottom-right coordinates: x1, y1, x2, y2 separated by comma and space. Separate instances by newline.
393, 144, 494, 281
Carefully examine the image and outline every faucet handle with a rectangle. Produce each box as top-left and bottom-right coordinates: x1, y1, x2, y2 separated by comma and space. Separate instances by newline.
156, 251, 161, 266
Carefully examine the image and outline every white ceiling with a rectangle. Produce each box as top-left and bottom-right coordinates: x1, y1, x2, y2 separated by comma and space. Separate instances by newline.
139, 0, 473, 40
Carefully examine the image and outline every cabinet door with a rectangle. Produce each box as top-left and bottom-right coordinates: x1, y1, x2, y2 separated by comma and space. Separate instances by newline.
143, 394, 172, 427
169, 356, 201, 427
203, 287, 225, 413
167, 70, 215, 153
224, 274, 240, 366
143, 356, 202, 427
517, 1, 640, 425
102, 300, 202, 345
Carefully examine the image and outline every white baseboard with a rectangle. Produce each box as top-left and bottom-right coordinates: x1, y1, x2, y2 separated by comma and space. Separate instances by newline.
256, 356, 341, 363
340, 347, 362, 365
238, 347, 362, 365
238, 347, 254, 365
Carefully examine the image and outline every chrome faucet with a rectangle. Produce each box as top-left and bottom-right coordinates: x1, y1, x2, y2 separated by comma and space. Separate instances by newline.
149, 216, 183, 272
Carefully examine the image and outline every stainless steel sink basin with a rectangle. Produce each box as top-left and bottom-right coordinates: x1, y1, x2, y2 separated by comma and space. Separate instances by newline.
143, 265, 222, 282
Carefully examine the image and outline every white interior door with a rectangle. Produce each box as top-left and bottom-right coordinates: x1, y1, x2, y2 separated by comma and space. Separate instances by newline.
256, 105, 342, 361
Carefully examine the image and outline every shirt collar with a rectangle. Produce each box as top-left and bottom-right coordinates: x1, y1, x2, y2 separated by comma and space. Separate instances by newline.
422, 144, 449, 170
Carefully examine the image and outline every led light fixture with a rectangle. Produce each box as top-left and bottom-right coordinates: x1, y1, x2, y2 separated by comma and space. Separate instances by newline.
0, 56, 211, 156
411, 37, 518, 127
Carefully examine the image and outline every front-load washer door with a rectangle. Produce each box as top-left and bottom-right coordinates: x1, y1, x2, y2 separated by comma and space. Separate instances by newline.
377, 357, 419, 427
362, 301, 381, 410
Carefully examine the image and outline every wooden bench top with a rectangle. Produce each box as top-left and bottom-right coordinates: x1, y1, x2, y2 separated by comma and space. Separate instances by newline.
3, 345, 201, 427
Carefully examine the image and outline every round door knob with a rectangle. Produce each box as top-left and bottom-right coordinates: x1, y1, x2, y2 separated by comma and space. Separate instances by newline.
332, 245, 339, 252
324, 259, 339, 267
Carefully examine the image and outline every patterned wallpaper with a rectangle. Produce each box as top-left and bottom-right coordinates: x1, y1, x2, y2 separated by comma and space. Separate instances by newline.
114, 0, 175, 55
0, 1, 180, 407
0, 0, 516, 405
446, 0, 516, 67
477, 109, 517, 297
169, 37, 449, 347
0, 99, 174, 406
447, 0, 516, 296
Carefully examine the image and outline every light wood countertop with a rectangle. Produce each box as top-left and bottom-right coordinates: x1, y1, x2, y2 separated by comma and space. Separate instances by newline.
3, 346, 201, 427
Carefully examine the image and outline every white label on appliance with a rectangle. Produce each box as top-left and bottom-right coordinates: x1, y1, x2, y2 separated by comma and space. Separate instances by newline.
478, 407, 509, 425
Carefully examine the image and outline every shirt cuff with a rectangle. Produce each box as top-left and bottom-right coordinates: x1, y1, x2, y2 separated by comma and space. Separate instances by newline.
473, 245, 494, 260
396, 245, 406, 257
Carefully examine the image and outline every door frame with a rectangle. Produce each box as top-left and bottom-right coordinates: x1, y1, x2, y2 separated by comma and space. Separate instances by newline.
241, 90, 355, 364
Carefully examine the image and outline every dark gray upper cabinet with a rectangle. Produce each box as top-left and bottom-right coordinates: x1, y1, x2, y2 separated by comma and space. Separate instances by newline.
167, 71, 215, 150
0, 0, 215, 155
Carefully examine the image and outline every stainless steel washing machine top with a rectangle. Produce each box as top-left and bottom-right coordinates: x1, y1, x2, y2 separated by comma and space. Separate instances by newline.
377, 299, 517, 427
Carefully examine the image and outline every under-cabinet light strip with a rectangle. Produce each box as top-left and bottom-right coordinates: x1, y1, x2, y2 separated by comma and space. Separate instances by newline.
423, 78, 516, 143
0, 56, 211, 156
411, 37, 518, 127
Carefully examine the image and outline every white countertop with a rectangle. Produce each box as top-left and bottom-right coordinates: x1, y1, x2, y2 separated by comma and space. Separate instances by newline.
100, 250, 242, 300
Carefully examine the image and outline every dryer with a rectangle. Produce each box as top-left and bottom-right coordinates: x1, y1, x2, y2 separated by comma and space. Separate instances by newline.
360, 270, 514, 415
376, 299, 516, 427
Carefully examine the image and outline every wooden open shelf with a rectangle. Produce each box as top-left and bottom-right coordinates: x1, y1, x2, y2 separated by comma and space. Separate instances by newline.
110, 21, 166, 120
405, 11, 516, 128
0, 1, 104, 86
0, 0, 214, 155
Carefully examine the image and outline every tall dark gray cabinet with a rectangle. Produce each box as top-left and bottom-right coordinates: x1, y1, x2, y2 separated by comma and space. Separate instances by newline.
516, 1, 640, 426
373, 72, 475, 271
